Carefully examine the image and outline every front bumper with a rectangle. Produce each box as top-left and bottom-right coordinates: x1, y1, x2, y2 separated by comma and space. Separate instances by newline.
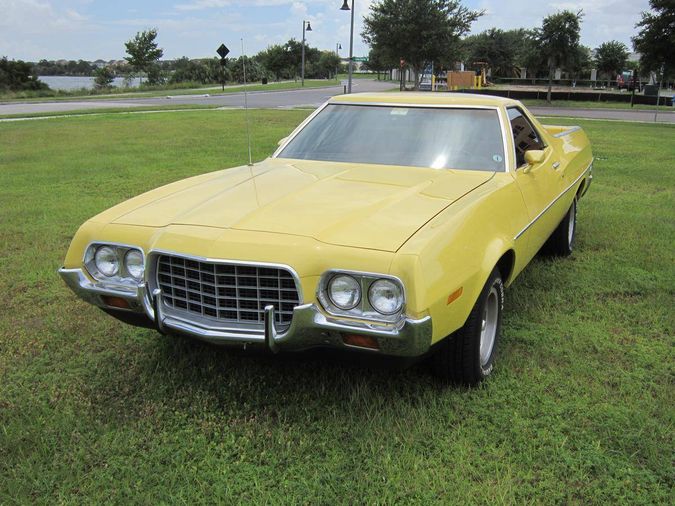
58, 267, 432, 357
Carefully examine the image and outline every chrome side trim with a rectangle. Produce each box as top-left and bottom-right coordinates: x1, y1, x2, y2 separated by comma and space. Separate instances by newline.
553, 125, 581, 138
514, 160, 593, 241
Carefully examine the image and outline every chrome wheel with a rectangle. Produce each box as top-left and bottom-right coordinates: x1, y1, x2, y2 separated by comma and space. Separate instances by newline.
567, 200, 576, 245
479, 286, 499, 366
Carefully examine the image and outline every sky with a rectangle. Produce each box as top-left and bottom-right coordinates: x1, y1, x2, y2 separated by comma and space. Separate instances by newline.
0, 0, 650, 62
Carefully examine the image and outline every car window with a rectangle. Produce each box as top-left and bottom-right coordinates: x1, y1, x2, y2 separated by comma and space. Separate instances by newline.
507, 107, 545, 167
278, 104, 506, 172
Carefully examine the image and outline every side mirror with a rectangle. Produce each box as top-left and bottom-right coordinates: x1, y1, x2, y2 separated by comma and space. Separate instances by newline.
524, 149, 545, 165
277, 136, 288, 147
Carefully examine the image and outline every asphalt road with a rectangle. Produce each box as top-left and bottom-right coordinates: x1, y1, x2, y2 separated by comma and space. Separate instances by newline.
1, 80, 673, 123
0, 80, 393, 116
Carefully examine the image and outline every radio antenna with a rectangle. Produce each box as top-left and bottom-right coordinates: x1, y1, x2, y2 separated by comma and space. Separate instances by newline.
241, 38, 253, 166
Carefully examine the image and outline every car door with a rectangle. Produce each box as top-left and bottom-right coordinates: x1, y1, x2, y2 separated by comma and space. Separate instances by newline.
508, 107, 564, 257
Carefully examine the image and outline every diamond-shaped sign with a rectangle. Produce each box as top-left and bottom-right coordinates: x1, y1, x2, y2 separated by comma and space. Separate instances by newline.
216, 44, 230, 59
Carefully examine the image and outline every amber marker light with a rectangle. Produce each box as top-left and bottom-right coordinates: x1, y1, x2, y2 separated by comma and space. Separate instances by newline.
102, 296, 131, 310
447, 287, 463, 305
342, 334, 380, 350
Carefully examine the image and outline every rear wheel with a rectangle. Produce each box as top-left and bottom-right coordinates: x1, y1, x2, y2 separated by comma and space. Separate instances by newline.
545, 198, 577, 256
431, 267, 504, 385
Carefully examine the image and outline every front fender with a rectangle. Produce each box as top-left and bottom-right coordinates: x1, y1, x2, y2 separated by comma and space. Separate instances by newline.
393, 175, 526, 344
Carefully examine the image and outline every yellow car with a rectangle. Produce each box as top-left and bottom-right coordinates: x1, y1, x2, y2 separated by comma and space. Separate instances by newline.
59, 93, 593, 384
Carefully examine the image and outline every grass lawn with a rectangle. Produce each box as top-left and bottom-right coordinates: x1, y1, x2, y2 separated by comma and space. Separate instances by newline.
0, 104, 224, 121
0, 79, 346, 104
522, 98, 672, 111
1, 110, 673, 503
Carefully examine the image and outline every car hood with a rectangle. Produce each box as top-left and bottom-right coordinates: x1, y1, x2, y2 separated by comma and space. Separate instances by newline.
112, 158, 493, 252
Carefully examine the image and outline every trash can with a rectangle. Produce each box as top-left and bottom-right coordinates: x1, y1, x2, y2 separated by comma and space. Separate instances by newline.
262, 77, 268, 85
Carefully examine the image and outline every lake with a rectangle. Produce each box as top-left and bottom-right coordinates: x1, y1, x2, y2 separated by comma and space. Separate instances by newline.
38, 75, 143, 90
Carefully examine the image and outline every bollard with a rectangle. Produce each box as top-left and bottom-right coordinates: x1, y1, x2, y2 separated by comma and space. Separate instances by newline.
343, 85, 347, 94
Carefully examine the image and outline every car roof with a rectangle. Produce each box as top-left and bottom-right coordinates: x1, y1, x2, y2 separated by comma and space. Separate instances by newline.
329, 92, 519, 108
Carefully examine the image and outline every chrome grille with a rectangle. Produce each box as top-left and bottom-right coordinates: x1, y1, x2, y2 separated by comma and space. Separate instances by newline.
156, 255, 301, 330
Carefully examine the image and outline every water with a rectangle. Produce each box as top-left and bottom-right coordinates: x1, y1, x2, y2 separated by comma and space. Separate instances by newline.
37, 75, 142, 90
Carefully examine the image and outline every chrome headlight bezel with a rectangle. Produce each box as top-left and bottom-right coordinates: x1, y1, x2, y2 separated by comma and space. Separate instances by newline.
317, 270, 406, 323
84, 242, 146, 286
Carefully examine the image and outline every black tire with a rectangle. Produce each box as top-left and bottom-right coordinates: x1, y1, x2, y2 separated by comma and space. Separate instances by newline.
431, 267, 504, 385
544, 198, 577, 256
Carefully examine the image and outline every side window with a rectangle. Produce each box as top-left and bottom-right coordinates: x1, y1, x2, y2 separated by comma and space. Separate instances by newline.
507, 107, 545, 167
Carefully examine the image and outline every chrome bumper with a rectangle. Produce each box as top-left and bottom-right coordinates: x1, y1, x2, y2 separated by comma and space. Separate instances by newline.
58, 267, 433, 357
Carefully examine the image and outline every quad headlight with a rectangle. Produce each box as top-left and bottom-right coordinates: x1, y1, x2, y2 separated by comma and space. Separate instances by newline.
368, 278, 404, 315
94, 246, 119, 277
328, 274, 361, 310
124, 249, 145, 281
319, 270, 405, 321
85, 243, 145, 284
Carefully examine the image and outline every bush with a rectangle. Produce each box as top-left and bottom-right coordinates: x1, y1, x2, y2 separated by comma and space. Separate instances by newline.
145, 64, 165, 86
0, 57, 49, 91
93, 66, 115, 89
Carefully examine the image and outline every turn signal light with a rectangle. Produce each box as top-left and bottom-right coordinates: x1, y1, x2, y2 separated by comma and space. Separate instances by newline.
447, 287, 463, 305
342, 334, 380, 350
102, 296, 131, 309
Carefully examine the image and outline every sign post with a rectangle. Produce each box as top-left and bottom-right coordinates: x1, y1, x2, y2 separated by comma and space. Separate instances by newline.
216, 44, 230, 91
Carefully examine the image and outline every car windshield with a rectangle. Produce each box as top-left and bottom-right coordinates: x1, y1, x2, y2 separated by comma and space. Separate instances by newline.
278, 104, 506, 172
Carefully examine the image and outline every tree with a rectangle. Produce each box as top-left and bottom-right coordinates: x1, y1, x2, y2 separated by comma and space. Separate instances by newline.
569, 45, 592, 83
258, 44, 294, 80
124, 29, 164, 84
462, 28, 534, 77
93, 66, 115, 89
362, 46, 396, 79
227, 56, 266, 83
0, 57, 48, 91
535, 10, 583, 102
594, 41, 629, 86
362, 0, 482, 89
632, 0, 675, 83
313, 51, 342, 79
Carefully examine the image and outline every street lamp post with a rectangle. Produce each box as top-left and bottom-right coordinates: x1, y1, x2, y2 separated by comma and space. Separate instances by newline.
301, 20, 312, 86
340, 0, 355, 94
335, 42, 341, 80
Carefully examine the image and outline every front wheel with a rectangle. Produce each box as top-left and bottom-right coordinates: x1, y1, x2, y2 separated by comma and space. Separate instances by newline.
544, 198, 577, 256
431, 267, 504, 385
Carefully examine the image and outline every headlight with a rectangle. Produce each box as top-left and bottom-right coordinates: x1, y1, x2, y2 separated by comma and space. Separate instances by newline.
124, 250, 144, 280
368, 279, 404, 315
94, 246, 119, 277
328, 274, 361, 310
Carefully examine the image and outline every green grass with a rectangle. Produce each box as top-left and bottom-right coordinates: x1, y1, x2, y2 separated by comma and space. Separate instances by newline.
522, 99, 672, 111
0, 104, 224, 120
1, 111, 673, 503
0, 79, 349, 103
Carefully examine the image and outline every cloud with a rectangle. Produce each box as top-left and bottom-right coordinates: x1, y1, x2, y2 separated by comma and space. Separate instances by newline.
174, 0, 293, 11
0, 0, 90, 32
0, 0, 652, 62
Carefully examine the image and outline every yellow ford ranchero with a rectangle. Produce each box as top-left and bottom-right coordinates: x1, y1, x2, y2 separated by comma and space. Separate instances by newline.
59, 93, 593, 384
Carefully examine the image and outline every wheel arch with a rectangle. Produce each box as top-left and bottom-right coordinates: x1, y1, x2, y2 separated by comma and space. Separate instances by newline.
495, 249, 516, 286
